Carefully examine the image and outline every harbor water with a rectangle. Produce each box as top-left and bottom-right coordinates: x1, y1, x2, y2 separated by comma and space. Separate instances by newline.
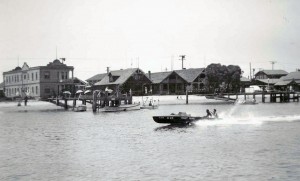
1, 96, 300, 180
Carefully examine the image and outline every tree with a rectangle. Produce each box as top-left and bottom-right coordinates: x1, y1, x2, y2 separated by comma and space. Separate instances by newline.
205, 63, 242, 93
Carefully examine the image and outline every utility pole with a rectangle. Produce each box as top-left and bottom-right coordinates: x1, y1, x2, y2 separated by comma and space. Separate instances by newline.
250, 62, 252, 80
269, 61, 277, 70
179, 55, 186, 69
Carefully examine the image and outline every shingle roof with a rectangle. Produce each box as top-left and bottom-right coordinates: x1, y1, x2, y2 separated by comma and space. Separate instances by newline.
279, 71, 300, 81
86, 73, 107, 82
275, 80, 293, 86
256, 79, 280, 85
95, 68, 148, 86
257, 70, 288, 76
174, 68, 205, 83
148, 71, 173, 84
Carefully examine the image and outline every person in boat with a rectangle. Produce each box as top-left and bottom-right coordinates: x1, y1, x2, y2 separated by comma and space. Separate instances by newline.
213, 109, 218, 118
205, 109, 212, 118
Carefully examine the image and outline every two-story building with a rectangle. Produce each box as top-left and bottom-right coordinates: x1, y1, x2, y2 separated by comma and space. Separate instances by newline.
3, 59, 74, 99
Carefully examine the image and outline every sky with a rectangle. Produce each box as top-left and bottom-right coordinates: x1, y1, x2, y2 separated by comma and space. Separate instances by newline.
0, 0, 300, 81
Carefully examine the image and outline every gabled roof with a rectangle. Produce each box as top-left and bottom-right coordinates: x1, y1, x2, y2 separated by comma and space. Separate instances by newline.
86, 73, 107, 82
174, 68, 205, 83
279, 71, 300, 81
275, 80, 294, 86
256, 79, 280, 85
148, 71, 173, 84
256, 70, 288, 76
94, 68, 148, 86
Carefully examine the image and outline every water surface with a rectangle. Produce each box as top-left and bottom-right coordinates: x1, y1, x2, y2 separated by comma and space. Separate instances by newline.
0, 99, 300, 180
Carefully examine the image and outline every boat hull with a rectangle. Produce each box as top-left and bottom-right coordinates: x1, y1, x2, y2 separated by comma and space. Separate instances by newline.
101, 103, 140, 112
73, 105, 87, 112
140, 105, 158, 109
152, 115, 211, 124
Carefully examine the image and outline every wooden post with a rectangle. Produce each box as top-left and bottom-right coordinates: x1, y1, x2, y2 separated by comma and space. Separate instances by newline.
186, 89, 188, 104
73, 99, 76, 108
262, 91, 265, 103
244, 93, 246, 100
64, 99, 68, 109
92, 91, 97, 112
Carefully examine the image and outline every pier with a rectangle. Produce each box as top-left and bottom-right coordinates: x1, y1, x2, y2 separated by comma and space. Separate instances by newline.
205, 91, 300, 103
48, 90, 134, 112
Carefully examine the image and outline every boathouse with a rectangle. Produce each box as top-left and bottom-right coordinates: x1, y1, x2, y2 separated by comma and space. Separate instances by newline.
274, 71, 300, 91
148, 68, 206, 95
148, 71, 187, 95
3, 59, 75, 99
255, 70, 288, 79
86, 73, 107, 86
93, 68, 152, 95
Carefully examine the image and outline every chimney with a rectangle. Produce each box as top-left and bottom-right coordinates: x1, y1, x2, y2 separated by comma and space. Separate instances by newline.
106, 67, 110, 74
148, 71, 151, 80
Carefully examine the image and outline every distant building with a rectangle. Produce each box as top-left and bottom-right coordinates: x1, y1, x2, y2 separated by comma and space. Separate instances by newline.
275, 71, 300, 91
86, 73, 107, 86
94, 68, 152, 95
3, 59, 75, 99
148, 71, 187, 95
0, 82, 4, 97
148, 68, 206, 95
255, 70, 288, 79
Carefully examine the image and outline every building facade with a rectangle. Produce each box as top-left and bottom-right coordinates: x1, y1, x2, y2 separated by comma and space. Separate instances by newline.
255, 70, 288, 79
3, 59, 74, 99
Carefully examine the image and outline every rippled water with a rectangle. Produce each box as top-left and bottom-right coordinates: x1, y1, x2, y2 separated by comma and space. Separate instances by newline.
1, 98, 300, 180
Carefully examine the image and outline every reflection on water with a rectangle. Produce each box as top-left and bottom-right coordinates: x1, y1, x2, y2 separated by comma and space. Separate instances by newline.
0, 100, 300, 180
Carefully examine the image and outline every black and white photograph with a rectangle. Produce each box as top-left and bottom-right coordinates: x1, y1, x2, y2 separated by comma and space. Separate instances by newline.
1, 0, 300, 180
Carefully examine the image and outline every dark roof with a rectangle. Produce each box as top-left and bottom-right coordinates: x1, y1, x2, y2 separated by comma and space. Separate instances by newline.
86, 73, 107, 82
275, 80, 293, 86
279, 71, 300, 81
256, 70, 288, 76
256, 79, 280, 85
148, 71, 173, 84
174, 68, 205, 83
94, 68, 148, 86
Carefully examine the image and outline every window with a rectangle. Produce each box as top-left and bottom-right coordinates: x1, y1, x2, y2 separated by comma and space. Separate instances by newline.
45, 88, 50, 94
61, 72, 64, 79
65, 72, 68, 79
32, 73, 34, 81
44, 72, 50, 79
32, 87, 34, 94
24, 74, 26, 80
36, 72, 38, 80
36, 86, 38, 94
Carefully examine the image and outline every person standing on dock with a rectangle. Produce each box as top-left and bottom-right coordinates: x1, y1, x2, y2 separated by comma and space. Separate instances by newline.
24, 96, 28, 106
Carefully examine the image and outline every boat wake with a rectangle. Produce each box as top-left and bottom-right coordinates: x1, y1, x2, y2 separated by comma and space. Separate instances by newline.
195, 114, 300, 127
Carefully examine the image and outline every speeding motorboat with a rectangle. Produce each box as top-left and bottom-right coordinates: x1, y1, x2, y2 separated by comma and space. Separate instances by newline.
152, 112, 218, 125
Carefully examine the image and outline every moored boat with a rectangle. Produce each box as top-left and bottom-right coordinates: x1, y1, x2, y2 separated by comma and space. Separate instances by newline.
73, 105, 87, 112
101, 103, 140, 112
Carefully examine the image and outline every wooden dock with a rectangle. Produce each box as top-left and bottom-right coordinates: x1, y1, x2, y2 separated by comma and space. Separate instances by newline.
48, 90, 134, 112
209, 91, 300, 103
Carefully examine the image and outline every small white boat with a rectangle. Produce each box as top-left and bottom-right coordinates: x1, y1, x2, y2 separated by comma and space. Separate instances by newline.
235, 98, 257, 105
73, 105, 87, 112
140, 97, 159, 109
140, 104, 158, 109
101, 103, 140, 112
